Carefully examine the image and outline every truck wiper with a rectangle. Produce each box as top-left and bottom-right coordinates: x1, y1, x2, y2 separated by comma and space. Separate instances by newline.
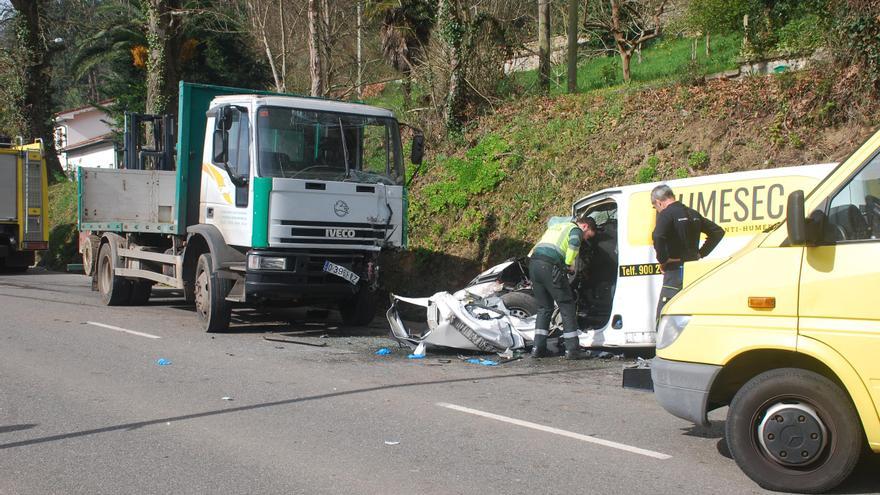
338, 117, 350, 179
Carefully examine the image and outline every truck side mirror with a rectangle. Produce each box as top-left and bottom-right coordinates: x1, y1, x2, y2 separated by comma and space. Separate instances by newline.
212, 128, 228, 164
410, 133, 424, 165
787, 190, 806, 245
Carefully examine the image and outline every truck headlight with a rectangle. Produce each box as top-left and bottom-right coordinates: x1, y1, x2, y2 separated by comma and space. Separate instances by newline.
248, 255, 287, 270
656, 315, 691, 350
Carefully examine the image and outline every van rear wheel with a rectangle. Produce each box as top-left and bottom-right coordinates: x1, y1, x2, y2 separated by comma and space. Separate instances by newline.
725, 368, 863, 493
194, 254, 232, 332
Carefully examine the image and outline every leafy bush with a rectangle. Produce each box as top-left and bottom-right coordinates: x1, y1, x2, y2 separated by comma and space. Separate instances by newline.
636, 163, 657, 183
776, 14, 826, 56
688, 150, 710, 169
417, 133, 512, 214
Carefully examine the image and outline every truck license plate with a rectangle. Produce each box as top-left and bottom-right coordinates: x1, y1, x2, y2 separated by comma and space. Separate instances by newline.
323, 261, 360, 285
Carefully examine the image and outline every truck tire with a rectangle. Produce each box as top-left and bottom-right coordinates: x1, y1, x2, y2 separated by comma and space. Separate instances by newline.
97, 243, 131, 305
725, 368, 863, 493
81, 235, 100, 276
500, 291, 538, 319
129, 280, 153, 305
339, 288, 377, 326
194, 253, 232, 333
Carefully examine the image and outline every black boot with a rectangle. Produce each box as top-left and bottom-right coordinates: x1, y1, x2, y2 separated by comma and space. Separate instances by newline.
531, 333, 550, 358
563, 337, 588, 360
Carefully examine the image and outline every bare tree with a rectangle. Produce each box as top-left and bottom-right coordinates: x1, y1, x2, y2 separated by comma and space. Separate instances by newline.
308, 0, 324, 96
9, 0, 64, 179
583, 0, 668, 83
537, 0, 551, 93
567, 0, 578, 93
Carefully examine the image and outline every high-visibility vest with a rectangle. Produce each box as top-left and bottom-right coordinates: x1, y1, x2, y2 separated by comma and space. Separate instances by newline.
530, 221, 580, 266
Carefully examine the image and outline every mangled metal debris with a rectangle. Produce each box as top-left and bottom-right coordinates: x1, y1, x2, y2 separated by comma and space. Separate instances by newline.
386, 260, 545, 354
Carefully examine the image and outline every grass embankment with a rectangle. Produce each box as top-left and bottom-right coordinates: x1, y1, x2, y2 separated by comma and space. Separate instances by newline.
510, 34, 743, 95
382, 69, 878, 296
43, 178, 79, 270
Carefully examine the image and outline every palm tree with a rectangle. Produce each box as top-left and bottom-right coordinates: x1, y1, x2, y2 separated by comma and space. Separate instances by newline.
370, 0, 436, 107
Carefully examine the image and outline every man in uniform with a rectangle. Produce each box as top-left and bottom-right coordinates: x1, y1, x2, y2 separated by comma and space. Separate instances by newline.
651, 184, 725, 320
529, 216, 597, 360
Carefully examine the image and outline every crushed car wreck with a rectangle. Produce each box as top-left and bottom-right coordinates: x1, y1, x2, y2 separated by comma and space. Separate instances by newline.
386, 260, 538, 353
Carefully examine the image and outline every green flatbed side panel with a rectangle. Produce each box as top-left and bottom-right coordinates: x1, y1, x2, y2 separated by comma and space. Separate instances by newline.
252, 177, 272, 248
175, 82, 306, 235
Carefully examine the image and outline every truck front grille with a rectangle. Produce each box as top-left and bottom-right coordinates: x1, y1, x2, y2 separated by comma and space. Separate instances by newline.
274, 220, 392, 248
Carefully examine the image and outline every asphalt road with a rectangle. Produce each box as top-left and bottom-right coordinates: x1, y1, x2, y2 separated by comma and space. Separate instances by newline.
1, 270, 878, 495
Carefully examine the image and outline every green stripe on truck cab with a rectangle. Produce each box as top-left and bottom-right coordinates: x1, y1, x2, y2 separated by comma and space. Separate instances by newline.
252, 177, 272, 248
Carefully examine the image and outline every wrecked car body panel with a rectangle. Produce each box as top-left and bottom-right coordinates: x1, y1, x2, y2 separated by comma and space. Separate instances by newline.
387, 291, 530, 353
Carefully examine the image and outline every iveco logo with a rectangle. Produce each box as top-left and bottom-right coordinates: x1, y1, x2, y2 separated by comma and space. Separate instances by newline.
326, 228, 356, 238
333, 200, 350, 217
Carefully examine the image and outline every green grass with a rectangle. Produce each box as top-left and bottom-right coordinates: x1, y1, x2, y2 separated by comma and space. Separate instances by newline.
505, 34, 743, 95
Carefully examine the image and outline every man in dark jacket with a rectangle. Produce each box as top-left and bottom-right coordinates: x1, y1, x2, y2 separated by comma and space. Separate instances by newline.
651, 184, 725, 320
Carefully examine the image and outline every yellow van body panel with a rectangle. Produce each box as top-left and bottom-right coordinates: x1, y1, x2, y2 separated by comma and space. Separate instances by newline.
664, 244, 803, 319
658, 314, 798, 364
796, 335, 880, 449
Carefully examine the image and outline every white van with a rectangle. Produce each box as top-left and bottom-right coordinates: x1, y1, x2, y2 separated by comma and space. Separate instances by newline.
500, 163, 836, 348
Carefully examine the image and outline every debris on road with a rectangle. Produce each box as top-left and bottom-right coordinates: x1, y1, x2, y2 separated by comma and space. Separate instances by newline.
156, 358, 172, 366
384, 440, 400, 446
221, 396, 234, 401
263, 335, 329, 347
375, 347, 393, 356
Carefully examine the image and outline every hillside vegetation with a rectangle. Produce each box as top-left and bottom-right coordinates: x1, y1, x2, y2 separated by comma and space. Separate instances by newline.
384, 67, 879, 296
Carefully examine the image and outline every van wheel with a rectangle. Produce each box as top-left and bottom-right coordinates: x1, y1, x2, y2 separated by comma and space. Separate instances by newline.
500, 291, 538, 318
339, 288, 377, 326
725, 368, 863, 493
129, 280, 153, 305
194, 254, 231, 333
97, 243, 130, 305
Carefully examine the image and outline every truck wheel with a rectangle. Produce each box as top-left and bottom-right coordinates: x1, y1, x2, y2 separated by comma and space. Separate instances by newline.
500, 291, 538, 319
725, 368, 863, 493
194, 254, 231, 333
97, 243, 130, 305
81, 235, 100, 276
339, 288, 378, 326
129, 280, 153, 305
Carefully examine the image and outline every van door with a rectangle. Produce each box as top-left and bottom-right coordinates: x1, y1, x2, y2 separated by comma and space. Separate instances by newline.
798, 150, 880, 413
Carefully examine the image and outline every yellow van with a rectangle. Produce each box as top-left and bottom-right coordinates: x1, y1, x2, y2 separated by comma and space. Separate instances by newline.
652, 129, 880, 493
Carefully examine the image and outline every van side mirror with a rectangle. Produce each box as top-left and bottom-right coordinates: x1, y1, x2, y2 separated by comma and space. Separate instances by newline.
410, 133, 424, 165
787, 190, 806, 245
212, 128, 228, 163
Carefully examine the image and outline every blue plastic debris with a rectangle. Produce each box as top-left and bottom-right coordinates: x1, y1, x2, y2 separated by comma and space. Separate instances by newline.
407, 353, 425, 359
156, 358, 172, 366
465, 358, 498, 366
375, 347, 392, 356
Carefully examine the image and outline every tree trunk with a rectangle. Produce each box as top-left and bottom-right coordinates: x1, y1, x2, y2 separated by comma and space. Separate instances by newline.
319, 0, 331, 96
143, 0, 183, 119
566, 0, 578, 93
356, 0, 363, 99
620, 50, 631, 83
537, 0, 551, 93
10, 0, 64, 181
308, 0, 324, 97
705, 31, 711, 57
439, 0, 465, 133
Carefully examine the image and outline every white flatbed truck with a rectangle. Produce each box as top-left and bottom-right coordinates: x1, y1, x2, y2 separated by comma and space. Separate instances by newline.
78, 82, 422, 331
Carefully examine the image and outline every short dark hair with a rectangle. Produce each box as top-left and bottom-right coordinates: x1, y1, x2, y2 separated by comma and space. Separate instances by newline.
579, 217, 597, 231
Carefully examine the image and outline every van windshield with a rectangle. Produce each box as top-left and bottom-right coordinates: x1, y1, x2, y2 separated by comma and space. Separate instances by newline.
256, 106, 403, 185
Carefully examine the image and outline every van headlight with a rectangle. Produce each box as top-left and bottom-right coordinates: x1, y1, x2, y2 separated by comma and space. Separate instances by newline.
248, 254, 287, 270
656, 315, 691, 350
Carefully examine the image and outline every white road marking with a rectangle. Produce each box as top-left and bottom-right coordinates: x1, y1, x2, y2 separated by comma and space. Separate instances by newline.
436, 402, 672, 460
86, 321, 161, 340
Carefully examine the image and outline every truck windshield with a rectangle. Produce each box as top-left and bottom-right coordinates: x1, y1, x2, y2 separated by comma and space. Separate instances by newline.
256, 106, 403, 185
